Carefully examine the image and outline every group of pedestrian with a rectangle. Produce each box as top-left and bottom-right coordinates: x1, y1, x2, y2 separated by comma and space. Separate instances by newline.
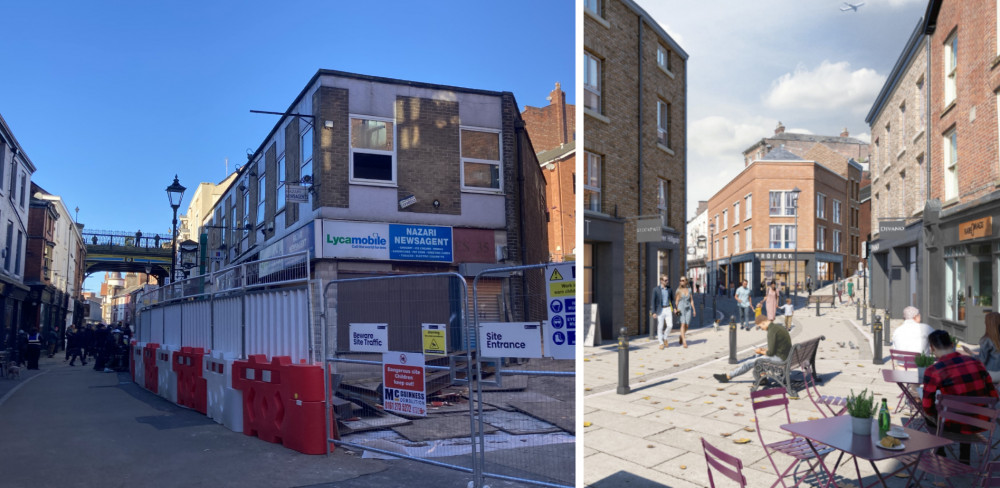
63, 322, 132, 372
15, 326, 59, 370
650, 274, 696, 349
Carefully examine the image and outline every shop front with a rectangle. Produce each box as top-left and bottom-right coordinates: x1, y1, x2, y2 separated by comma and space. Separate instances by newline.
869, 219, 923, 319
584, 214, 625, 342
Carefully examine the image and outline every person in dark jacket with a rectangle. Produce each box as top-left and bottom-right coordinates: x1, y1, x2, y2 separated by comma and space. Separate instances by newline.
26, 327, 42, 369
66, 325, 86, 366
82, 324, 95, 360
47, 326, 60, 358
16, 329, 28, 366
92, 324, 109, 371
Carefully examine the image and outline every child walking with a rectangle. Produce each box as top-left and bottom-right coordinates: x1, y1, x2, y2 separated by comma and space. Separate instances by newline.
780, 298, 795, 330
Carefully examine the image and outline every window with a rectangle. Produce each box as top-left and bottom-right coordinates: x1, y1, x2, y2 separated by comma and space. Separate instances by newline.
584, 52, 602, 113
733, 201, 740, 226
745, 226, 752, 251
0, 145, 6, 192
817, 226, 827, 251
584, 151, 602, 212
242, 187, 250, 237
945, 129, 958, 200
917, 77, 926, 125
833, 200, 841, 224
715, 214, 720, 232
833, 230, 841, 253
899, 102, 906, 149
584, 0, 601, 16
885, 123, 891, 164
276, 155, 286, 212
769, 191, 782, 215
300, 126, 313, 206
657, 101, 670, 147
15, 231, 22, 275
220, 213, 226, 249
4, 220, 12, 271
722, 209, 728, 229
785, 192, 798, 216
350, 116, 395, 183
723, 236, 728, 255
816, 193, 826, 219
745, 194, 752, 219
256, 162, 266, 225
657, 45, 671, 72
229, 198, 236, 246
769, 190, 798, 216
769, 224, 796, 249
657, 179, 669, 227
945, 32, 957, 106
734, 232, 740, 254
945, 255, 966, 321
461, 128, 501, 190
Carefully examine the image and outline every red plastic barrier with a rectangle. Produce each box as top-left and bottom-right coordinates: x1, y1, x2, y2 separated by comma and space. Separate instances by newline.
173, 347, 208, 414
232, 355, 291, 444
143, 343, 160, 394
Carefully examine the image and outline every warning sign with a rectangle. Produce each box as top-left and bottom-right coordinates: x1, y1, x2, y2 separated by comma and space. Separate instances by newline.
544, 263, 576, 360
383, 351, 426, 417
422, 323, 446, 356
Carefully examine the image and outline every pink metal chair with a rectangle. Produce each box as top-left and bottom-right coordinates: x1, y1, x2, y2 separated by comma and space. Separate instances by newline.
800, 362, 846, 418
889, 349, 920, 414
702, 437, 747, 487
983, 461, 1000, 487
751, 387, 835, 488
912, 396, 1000, 487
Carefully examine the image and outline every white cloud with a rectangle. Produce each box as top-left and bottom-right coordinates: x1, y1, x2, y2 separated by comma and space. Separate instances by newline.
886, 0, 924, 7
763, 61, 885, 115
854, 132, 872, 143
689, 115, 775, 164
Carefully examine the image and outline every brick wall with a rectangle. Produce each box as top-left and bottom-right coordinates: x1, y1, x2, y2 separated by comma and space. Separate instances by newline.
543, 153, 576, 261
395, 96, 461, 216
313, 86, 350, 209
521, 83, 575, 152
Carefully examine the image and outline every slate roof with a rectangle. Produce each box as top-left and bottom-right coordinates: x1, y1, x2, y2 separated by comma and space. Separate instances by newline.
759, 147, 804, 161
767, 132, 868, 146
537, 140, 576, 165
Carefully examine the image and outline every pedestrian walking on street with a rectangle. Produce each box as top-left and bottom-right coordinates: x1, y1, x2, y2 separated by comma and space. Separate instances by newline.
735, 279, 753, 330
675, 277, 695, 348
26, 327, 42, 370
47, 326, 60, 358
16, 329, 28, 366
650, 275, 675, 349
780, 298, 795, 330
66, 325, 86, 366
806, 275, 813, 296
758, 281, 779, 321
713, 313, 791, 383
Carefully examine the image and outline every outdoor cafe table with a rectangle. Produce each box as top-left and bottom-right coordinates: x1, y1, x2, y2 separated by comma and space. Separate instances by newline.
882, 369, 928, 427
781, 415, 953, 488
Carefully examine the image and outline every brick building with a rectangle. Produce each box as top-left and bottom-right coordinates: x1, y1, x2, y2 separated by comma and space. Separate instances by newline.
921, 0, 1000, 341
866, 18, 929, 318
743, 123, 869, 168
584, 0, 688, 339
707, 148, 862, 298
523, 83, 576, 262
203, 69, 549, 326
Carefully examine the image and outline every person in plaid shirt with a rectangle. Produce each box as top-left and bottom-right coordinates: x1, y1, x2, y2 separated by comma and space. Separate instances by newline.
922, 330, 998, 463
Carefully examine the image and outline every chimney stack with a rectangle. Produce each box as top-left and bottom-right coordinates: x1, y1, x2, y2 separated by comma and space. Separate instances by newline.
775, 121, 785, 134
840, 127, 850, 138
549, 82, 569, 145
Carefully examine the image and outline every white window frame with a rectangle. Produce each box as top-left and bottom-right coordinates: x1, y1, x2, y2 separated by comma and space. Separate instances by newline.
242, 187, 250, 238
945, 128, 958, 201
745, 226, 752, 251
256, 161, 266, 225
745, 193, 752, 220
715, 214, 720, 231
899, 102, 906, 152
769, 224, 796, 249
945, 32, 957, 107
657, 100, 670, 148
722, 209, 728, 229
460, 126, 503, 192
833, 229, 842, 253
657, 179, 669, 227
584, 52, 602, 113
816, 193, 826, 220
657, 44, 672, 74
229, 197, 236, 247
584, 151, 602, 212
584, 0, 601, 16
817, 226, 827, 251
276, 154, 286, 213
723, 236, 728, 255
734, 231, 740, 255
733, 201, 740, 226
349, 114, 397, 186
833, 199, 842, 224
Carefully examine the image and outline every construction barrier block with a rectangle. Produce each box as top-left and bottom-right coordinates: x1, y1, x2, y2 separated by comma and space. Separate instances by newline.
204, 351, 243, 432
156, 346, 178, 404
232, 355, 292, 445
283, 362, 325, 403
281, 400, 336, 455
173, 347, 207, 414
143, 343, 160, 394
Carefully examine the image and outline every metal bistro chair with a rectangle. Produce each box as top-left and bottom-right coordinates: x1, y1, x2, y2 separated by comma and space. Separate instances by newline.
800, 362, 847, 418
751, 387, 835, 488
983, 461, 1000, 488
913, 395, 1000, 487
702, 437, 747, 488
889, 349, 920, 414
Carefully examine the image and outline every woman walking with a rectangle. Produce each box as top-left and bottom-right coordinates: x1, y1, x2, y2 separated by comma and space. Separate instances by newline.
675, 277, 696, 348
757, 281, 779, 322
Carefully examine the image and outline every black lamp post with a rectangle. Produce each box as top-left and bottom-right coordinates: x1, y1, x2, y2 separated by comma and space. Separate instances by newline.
791, 187, 801, 302
697, 234, 707, 326
166, 175, 186, 284
709, 222, 716, 320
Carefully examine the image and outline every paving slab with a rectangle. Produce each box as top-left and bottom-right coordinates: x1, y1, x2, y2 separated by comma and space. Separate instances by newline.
508, 400, 575, 434
339, 412, 411, 434
391, 415, 494, 441
478, 391, 559, 411
480, 410, 561, 435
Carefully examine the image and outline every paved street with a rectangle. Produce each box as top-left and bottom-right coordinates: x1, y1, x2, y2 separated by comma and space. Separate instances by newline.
583, 281, 964, 487
0, 356, 535, 488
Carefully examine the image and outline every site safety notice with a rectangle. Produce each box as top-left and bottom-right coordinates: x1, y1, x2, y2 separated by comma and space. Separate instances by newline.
382, 351, 427, 417
544, 263, 575, 359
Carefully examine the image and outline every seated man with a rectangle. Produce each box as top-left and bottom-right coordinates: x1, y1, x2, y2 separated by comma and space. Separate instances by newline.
892, 306, 934, 355
714, 313, 790, 383
923, 330, 998, 463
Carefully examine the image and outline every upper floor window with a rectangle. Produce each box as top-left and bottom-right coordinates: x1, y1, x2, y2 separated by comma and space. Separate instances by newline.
658, 179, 669, 227
733, 231, 740, 255
833, 200, 842, 225
657, 100, 670, 148
350, 116, 395, 184
657, 45, 671, 72
817, 226, 827, 251
833, 230, 842, 253
944, 129, 959, 200
584, 52, 602, 113
300, 126, 313, 206
899, 102, 906, 150
945, 32, 957, 106
769, 190, 797, 216
584, 0, 601, 16
256, 162, 266, 225
816, 193, 826, 219
242, 187, 250, 237
276, 154, 286, 212
19, 173, 26, 209
733, 201, 740, 226
229, 198, 236, 246
461, 128, 502, 191
745, 226, 752, 251
722, 209, 728, 229
745, 193, 752, 219
769, 224, 796, 249
584, 151, 602, 212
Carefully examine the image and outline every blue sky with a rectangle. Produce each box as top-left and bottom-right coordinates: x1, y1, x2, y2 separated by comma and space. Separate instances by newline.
0, 1, 574, 291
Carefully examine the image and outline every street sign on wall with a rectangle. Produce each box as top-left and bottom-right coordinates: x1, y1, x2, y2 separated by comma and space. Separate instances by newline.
637, 218, 661, 243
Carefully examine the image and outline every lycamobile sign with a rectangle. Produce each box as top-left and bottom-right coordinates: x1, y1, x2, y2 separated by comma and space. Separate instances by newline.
322, 221, 453, 262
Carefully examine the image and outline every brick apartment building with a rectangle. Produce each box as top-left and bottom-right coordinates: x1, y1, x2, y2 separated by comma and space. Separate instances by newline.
866, 18, 929, 319
584, 0, 688, 339
707, 147, 862, 299
919, 0, 1000, 341
522, 83, 576, 262
203, 69, 549, 327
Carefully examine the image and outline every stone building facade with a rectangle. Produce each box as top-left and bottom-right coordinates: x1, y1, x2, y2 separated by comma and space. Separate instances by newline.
584, 0, 688, 339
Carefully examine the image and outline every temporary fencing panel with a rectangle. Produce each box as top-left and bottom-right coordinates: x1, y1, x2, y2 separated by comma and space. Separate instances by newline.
156, 346, 178, 404
181, 301, 211, 350
163, 307, 182, 346
150, 308, 165, 344
212, 296, 242, 356
204, 351, 243, 432
244, 287, 310, 363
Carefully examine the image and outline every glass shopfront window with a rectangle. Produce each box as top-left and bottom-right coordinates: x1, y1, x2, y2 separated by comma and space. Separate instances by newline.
759, 260, 806, 294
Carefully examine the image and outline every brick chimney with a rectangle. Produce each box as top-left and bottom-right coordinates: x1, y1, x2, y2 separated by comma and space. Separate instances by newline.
548, 82, 568, 146
840, 127, 849, 138
775, 121, 785, 134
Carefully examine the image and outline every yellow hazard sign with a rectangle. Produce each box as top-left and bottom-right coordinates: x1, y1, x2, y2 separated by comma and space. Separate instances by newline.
549, 268, 564, 281
422, 324, 446, 355
549, 281, 575, 298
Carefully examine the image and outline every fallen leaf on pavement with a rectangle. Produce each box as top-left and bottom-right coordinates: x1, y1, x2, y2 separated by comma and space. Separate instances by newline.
584, 388, 592, 391
664, 406, 674, 411
733, 438, 751, 444
720, 432, 732, 437
735, 403, 743, 407
705, 401, 714, 404
652, 401, 660, 404
642, 396, 650, 400
583, 421, 592, 427
680, 465, 687, 470
684, 428, 692, 432
583, 358, 590, 362
808, 417, 819, 420
647, 445, 654, 448
744, 427, 755, 432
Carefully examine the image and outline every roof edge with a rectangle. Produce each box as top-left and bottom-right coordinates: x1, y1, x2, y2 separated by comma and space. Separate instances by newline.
622, 0, 689, 60
866, 18, 926, 124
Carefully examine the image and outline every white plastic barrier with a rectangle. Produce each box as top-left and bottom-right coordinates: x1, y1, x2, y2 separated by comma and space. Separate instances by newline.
204, 350, 243, 433
155, 346, 178, 404
132, 342, 145, 389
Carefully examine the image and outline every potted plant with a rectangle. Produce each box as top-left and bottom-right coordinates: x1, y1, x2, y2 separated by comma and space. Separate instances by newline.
846, 388, 875, 435
914, 353, 935, 380
958, 292, 966, 321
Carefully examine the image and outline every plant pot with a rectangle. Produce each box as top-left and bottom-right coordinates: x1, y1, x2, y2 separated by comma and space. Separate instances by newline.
916, 367, 926, 380
959, 306, 966, 321
851, 416, 872, 436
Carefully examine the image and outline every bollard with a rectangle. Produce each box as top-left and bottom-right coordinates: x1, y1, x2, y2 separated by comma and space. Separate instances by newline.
856, 301, 861, 320
872, 315, 884, 364
862, 301, 868, 326
816, 297, 821, 316
883, 310, 891, 346
729, 315, 738, 365
617, 327, 630, 395
869, 305, 876, 333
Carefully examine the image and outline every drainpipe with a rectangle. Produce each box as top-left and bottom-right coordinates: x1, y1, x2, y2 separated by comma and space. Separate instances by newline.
638, 17, 645, 336
515, 112, 529, 321
923, 34, 932, 316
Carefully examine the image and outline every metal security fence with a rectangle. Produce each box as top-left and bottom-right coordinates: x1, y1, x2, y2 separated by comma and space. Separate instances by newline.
321, 264, 575, 488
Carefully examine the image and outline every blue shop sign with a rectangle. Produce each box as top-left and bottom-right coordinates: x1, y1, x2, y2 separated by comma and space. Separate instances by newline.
388, 224, 453, 262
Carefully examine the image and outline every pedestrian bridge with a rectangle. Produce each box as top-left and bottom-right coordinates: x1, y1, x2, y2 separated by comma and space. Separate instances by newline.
83, 230, 174, 281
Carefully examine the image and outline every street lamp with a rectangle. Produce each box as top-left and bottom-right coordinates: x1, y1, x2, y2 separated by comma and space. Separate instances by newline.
697, 234, 707, 326
166, 175, 186, 284
791, 187, 801, 302
709, 222, 716, 320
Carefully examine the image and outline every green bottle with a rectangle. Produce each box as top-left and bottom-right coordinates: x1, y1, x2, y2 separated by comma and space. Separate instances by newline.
878, 398, 891, 437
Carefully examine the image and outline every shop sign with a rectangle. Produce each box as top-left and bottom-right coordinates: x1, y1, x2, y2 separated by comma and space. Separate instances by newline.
321, 221, 453, 262
959, 216, 992, 241
636, 219, 661, 243
759, 252, 794, 261
878, 220, 906, 240
285, 184, 308, 204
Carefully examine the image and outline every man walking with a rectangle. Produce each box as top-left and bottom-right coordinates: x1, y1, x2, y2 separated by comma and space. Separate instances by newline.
735, 279, 753, 331
650, 275, 675, 350
713, 314, 791, 383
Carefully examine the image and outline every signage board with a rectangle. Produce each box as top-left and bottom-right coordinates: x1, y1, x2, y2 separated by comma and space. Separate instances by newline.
960, 216, 993, 241
479, 322, 543, 358
322, 221, 453, 263
422, 323, 446, 356
637, 218, 661, 243
878, 219, 906, 241
286, 184, 308, 203
348, 323, 388, 353
399, 195, 417, 209
382, 352, 426, 417
544, 263, 576, 359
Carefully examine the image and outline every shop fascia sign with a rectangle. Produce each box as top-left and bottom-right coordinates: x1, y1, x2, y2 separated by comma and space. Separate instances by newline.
321, 220, 453, 262
960, 216, 992, 241
759, 252, 794, 261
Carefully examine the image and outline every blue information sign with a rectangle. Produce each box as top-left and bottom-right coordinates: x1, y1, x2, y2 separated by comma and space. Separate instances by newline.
388, 224, 453, 262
